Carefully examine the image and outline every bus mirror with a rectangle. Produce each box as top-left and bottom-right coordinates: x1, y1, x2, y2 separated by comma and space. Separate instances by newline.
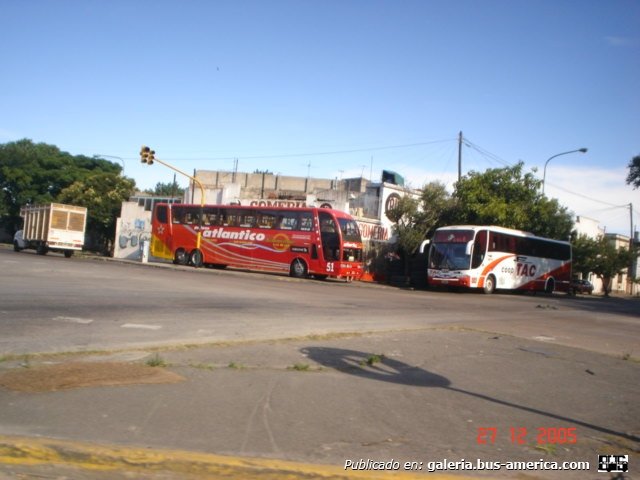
465, 241, 473, 256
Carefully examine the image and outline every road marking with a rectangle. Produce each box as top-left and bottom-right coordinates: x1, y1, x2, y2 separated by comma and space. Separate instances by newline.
121, 323, 162, 330
52, 316, 94, 325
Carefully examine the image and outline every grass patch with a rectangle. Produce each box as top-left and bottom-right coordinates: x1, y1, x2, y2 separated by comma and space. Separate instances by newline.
189, 363, 216, 371
534, 443, 557, 455
227, 362, 245, 370
361, 354, 385, 366
289, 363, 311, 371
145, 353, 168, 368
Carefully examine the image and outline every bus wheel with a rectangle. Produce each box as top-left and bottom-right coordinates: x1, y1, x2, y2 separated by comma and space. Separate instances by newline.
36, 244, 48, 255
190, 249, 204, 268
13, 241, 22, 252
174, 248, 188, 265
483, 274, 496, 294
545, 278, 555, 295
64, 250, 74, 258
290, 259, 308, 278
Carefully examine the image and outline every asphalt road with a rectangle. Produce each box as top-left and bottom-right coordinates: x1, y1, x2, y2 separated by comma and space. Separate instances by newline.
1, 246, 639, 479
0, 246, 638, 358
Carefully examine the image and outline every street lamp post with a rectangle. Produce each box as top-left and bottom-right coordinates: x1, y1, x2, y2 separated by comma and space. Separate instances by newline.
542, 148, 588, 194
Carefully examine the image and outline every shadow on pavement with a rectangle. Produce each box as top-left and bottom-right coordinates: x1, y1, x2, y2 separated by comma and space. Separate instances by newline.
301, 346, 639, 444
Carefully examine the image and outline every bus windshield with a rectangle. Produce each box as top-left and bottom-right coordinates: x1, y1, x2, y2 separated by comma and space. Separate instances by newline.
429, 242, 471, 270
429, 229, 474, 270
338, 218, 362, 242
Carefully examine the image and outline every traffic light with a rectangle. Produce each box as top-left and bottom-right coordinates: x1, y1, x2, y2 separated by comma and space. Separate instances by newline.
140, 145, 155, 165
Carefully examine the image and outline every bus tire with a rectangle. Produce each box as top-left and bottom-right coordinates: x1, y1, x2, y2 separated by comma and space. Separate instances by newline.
36, 244, 48, 255
190, 249, 204, 268
13, 241, 22, 252
174, 248, 188, 265
64, 250, 74, 258
545, 278, 555, 295
290, 259, 308, 278
483, 274, 496, 294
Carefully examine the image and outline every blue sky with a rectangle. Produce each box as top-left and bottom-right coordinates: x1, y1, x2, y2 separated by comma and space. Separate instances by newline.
2, 0, 639, 235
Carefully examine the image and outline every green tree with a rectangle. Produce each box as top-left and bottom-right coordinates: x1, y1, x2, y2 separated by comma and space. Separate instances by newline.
592, 237, 635, 297
570, 234, 600, 279
452, 162, 573, 240
418, 181, 456, 238
571, 234, 636, 296
386, 195, 424, 284
386, 182, 454, 284
57, 173, 136, 254
144, 181, 185, 198
626, 154, 640, 189
0, 139, 121, 233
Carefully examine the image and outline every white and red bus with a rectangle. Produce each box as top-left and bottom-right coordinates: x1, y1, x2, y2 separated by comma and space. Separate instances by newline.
427, 225, 571, 294
150, 203, 364, 281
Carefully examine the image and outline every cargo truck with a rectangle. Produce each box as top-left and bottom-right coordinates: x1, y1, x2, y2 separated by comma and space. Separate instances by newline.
13, 203, 87, 257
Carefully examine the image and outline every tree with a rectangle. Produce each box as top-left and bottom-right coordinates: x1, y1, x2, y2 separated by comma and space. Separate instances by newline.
418, 181, 456, 238
570, 234, 600, 279
0, 139, 121, 233
592, 237, 635, 297
452, 162, 573, 240
571, 234, 636, 296
57, 173, 136, 254
386, 195, 424, 284
386, 182, 454, 284
144, 181, 185, 198
626, 154, 640, 189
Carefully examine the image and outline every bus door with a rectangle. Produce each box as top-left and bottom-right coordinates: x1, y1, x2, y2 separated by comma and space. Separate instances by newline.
318, 211, 340, 267
151, 204, 173, 260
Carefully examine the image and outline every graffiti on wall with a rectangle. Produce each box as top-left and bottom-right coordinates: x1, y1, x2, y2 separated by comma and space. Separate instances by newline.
116, 218, 151, 260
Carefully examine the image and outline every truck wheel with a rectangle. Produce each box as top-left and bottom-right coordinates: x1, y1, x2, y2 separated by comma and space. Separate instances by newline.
13, 241, 22, 252
36, 245, 48, 255
64, 251, 74, 258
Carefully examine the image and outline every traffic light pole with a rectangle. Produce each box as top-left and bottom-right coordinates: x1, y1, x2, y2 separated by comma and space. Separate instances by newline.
140, 146, 206, 250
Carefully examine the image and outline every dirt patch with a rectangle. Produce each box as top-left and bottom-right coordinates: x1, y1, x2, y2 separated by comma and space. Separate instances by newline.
0, 362, 185, 393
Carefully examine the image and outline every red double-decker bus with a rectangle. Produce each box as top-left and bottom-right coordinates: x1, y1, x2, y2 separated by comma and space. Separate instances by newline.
150, 203, 364, 281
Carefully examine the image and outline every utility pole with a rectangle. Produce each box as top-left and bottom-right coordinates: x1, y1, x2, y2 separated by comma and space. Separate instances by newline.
458, 131, 463, 183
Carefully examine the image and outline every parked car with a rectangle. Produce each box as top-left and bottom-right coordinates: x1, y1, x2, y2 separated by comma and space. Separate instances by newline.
571, 279, 594, 295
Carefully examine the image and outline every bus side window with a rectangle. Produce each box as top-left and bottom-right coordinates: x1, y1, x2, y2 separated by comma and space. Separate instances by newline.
221, 209, 237, 226
471, 230, 487, 268
172, 207, 184, 224
240, 211, 256, 228
258, 211, 276, 229
299, 213, 313, 231
156, 206, 168, 224
278, 212, 298, 230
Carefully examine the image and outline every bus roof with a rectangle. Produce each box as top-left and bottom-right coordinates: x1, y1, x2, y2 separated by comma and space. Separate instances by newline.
156, 203, 355, 218
435, 225, 570, 245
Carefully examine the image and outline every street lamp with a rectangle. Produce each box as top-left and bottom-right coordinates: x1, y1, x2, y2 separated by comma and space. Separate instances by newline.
542, 148, 588, 194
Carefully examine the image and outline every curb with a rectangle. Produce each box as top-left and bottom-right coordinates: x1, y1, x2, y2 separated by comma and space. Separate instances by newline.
0, 435, 482, 479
